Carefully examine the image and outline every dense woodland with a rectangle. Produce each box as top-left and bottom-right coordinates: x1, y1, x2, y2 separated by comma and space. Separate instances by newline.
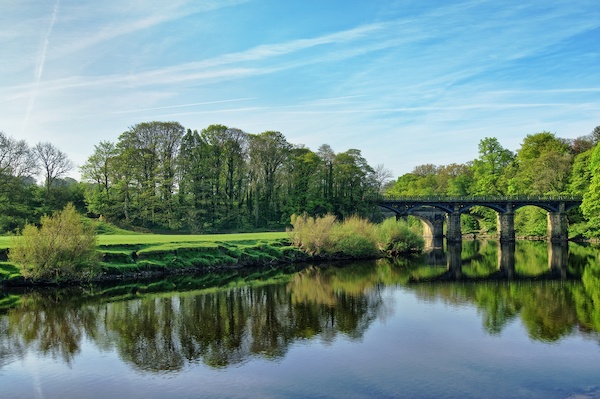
0, 122, 385, 233
386, 126, 600, 237
2, 122, 600, 237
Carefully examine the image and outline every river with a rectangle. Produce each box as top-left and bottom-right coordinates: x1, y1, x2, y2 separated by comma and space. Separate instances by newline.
1, 239, 600, 398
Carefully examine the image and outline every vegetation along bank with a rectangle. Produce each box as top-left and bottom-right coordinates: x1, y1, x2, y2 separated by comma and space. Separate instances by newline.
0, 206, 424, 286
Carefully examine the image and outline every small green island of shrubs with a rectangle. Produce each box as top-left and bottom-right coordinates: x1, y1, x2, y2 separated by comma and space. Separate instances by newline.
5, 205, 424, 284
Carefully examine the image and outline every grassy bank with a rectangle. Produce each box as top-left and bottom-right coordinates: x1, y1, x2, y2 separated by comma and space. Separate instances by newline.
1, 215, 424, 286
0, 220, 294, 285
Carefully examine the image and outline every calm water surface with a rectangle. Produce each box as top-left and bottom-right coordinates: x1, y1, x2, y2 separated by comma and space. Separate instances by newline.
1, 240, 600, 398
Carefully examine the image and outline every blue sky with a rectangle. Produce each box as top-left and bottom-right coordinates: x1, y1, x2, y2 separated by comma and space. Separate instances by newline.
2, 0, 599, 179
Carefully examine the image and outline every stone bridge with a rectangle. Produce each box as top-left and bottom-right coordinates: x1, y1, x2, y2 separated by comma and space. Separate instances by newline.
379, 195, 582, 242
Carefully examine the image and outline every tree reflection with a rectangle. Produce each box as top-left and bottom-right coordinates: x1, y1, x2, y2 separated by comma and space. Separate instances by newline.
1, 242, 600, 373
5, 289, 99, 364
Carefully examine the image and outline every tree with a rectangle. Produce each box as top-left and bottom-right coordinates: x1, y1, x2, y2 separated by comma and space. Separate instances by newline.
412, 164, 438, 177
581, 144, 600, 234
0, 132, 38, 195
372, 164, 394, 194
569, 149, 593, 195
80, 141, 117, 200
248, 131, 291, 227
34, 142, 74, 196
284, 146, 321, 216
517, 131, 568, 160
472, 137, 513, 195
510, 132, 572, 195
114, 121, 185, 227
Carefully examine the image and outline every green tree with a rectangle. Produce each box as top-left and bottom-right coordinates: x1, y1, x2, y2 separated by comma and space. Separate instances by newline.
472, 137, 513, 195
509, 132, 572, 195
248, 131, 291, 227
581, 144, 600, 234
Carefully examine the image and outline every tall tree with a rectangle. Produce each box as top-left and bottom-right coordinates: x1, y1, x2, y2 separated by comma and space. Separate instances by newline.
34, 142, 74, 196
248, 131, 291, 227
80, 141, 117, 200
372, 164, 394, 194
473, 137, 513, 195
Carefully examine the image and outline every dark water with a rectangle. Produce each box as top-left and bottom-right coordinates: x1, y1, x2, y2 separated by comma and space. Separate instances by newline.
1, 240, 600, 399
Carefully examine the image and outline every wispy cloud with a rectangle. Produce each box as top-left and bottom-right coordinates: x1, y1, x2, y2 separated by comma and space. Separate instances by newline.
489, 88, 600, 94
113, 97, 259, 114
5, 21, 389, 98
21, 0, 60, 133
50, 0, 252, 60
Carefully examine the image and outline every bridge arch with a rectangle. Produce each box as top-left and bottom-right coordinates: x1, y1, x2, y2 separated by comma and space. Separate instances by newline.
379, 205, 446, 239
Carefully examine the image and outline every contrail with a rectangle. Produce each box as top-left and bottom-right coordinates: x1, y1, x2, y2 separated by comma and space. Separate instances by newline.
21, 0, 60, 133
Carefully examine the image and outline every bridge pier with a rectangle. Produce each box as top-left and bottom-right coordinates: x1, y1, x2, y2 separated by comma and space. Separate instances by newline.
446, 211, 462, 243
547, 210, 568, 242
497, 211, 515, 242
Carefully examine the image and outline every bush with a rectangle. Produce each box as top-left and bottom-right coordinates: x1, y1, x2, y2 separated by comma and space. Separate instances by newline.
288, 214, 424, 257
377, 217, 424, 255
9, 203, 99, 281
288, 213, 337, 255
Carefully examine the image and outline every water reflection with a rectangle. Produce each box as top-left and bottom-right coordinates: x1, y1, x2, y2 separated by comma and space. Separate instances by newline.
418, 240, 576, 281
1, 240, 600, 373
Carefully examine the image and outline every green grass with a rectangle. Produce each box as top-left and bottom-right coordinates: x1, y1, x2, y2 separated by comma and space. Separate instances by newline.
0, 226, 294, 283
96, 232, 287, 246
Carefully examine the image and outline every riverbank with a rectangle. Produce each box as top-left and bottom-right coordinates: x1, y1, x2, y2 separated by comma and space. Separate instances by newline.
0, 233, 390, 287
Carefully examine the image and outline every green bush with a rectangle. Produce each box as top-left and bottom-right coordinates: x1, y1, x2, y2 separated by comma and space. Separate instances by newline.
335, 235, 378, 257
288, 213, 337, 255
288, 214, 424, 257
8, 203, 99, 281
377, 217, 424, 255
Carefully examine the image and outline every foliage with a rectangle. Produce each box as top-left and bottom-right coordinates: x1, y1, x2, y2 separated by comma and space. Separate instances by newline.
76, 122, 381, 233
288, 213, 337, 255
8, 203, 99, 281
288, 214, 423, 256
581, 143, 600, 236
377, 217, 425, 254
385, 127, 600, 237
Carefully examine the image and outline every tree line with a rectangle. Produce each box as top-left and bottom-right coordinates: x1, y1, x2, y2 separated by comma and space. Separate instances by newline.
0, 122, 390, 234
385, 126, 600, 237
4, 122, 600, 236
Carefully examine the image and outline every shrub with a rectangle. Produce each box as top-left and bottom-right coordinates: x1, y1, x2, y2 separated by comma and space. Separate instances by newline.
9, 203, 99, 281
335, 234, 378, 257
377, 217, 424, 255
288, 213, 337, 255
288, 214, 424, 257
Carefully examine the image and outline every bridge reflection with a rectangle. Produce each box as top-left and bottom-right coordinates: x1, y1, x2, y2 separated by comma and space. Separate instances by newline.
418, 239, 571, 282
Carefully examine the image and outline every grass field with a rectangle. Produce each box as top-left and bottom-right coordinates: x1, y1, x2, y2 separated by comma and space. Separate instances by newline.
97, 231, 288, 246
0, 233, 288, 248
0, 220, 294, 283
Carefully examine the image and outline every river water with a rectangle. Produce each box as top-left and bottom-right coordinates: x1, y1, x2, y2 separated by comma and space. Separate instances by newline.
1, 240, 600, 399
